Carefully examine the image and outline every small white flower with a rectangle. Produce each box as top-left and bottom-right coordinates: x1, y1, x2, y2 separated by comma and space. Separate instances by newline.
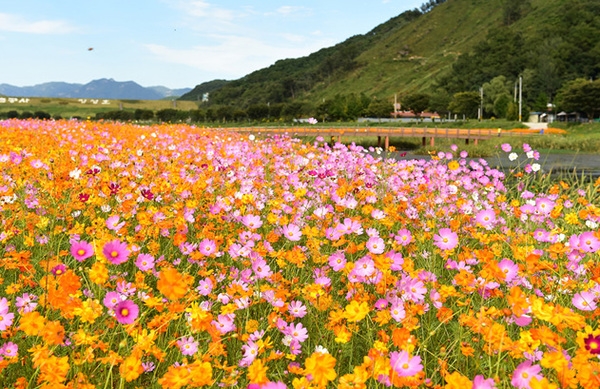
69, 168, 82, 180
508, 152, 518, 161
586, 220, 599, 229
248, 134, 256, 141
531, 163, 541, 172
314, 345, 329, 354
526, 150, 534, 159
101, 204, 112, 213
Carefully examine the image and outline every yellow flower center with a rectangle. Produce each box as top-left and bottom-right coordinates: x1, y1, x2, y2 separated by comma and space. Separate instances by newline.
77, 249, 85, 255
121, 308, 129, 317
402, 363, 409, 369
111, 251, 119, 258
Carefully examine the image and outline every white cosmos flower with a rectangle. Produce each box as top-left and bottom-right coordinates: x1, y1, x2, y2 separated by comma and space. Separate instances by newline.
531, 163, 541, 172
508, 152, 518, 161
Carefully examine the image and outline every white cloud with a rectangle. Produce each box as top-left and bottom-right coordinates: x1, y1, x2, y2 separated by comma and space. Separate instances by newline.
276, 6, 309, 16
0, 13, 75, 34
144, 34, 334, 78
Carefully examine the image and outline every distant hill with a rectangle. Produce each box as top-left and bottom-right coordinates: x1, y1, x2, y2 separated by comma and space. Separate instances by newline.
180, 0, 599, 112
0, 78, 192, 100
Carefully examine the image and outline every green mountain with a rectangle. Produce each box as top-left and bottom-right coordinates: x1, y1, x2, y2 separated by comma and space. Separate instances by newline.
180, 0, 600, 118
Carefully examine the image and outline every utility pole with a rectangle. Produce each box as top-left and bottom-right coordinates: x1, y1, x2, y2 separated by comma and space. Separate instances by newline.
479, 87, 483, 121
518, 76, 522, 122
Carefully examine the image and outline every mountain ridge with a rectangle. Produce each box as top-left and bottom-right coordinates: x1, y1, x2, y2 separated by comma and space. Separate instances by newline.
0, 78, 192, 100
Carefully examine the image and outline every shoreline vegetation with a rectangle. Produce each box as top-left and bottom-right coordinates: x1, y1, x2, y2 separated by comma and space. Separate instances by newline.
1, 119, 600, 388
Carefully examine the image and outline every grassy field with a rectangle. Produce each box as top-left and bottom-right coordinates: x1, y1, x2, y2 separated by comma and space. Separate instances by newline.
0, 96, 199, 118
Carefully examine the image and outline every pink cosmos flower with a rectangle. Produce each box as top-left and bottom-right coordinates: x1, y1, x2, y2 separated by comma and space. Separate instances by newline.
70, 240, 94, 262
579, 231, 600, 253
135, 253, 155, 272
1, 342, 18, 358
242, 214, 263, 230
213, 313, 236, 334
475, 209, 496, 228
241, 340, 259, 366
395, 229, 413, 246
114, 299, 139, 324
573, 291, 597, 311
103, 239, 130, 265
328, 251, 347, 271
288, 301, 307, 318
498, 259, 518, 283
389, 350, 423, 377
390, 302, 406, 322
103, 291, 122, 309
501, 143, 512, 152
286, 322, 309, 343
354, 256, 375, 277
252, 258, 272, 279
15, 293, 37, 314
197, 278, 214, 296
106, 215, 125, 231
281, 224, 302, 241
511, 360, 542, 389
366, 236, 385, 255
198, 238, 217, 256
473, 375, 497, 389
433, 228, 458, 251
0, 298, 15, 331
177, 336, 199, 356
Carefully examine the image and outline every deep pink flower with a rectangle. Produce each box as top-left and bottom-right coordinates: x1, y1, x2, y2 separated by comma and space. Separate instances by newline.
70, 240, 95, 262
103, 239, 130, 265
433, 228, 458, 251
389, 350, 423, 376
51, 264, 66, 276
114, 299, 139, 324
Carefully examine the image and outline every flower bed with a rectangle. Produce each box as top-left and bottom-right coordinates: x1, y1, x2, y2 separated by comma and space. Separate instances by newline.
0, 119, 599, 388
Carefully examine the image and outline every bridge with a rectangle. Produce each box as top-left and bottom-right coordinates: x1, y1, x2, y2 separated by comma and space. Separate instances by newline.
230, 126, 549, 150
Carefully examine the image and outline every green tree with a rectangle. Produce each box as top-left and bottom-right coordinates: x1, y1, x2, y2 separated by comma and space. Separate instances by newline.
557, 78, 600, 121
365, 100, 392, 118
402, 93, 430, 118
448, 92, 480, 118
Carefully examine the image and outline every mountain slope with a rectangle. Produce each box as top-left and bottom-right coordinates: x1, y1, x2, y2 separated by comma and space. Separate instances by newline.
181, 0, 599, 111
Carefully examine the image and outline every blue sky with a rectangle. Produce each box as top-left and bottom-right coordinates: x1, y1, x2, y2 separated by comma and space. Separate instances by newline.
0, 0, 423, 89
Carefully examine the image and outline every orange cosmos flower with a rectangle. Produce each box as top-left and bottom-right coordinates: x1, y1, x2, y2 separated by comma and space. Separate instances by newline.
158, 365, 191, 389
248, 358, 269, 385
119, 353, 144, 382
157, 267, 193, 301
304, 351, 337, 387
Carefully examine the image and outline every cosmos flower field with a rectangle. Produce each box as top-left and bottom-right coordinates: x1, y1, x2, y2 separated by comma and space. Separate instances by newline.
1, 119, 600, 389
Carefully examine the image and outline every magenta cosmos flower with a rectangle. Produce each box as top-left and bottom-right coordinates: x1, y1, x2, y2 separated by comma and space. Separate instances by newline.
114, 299, 139, 324
584, 333, 600, 355
70, 240, 94, 262
433, 228, 458, 251
389, 350, 423, 376
103, 239, 130, 265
